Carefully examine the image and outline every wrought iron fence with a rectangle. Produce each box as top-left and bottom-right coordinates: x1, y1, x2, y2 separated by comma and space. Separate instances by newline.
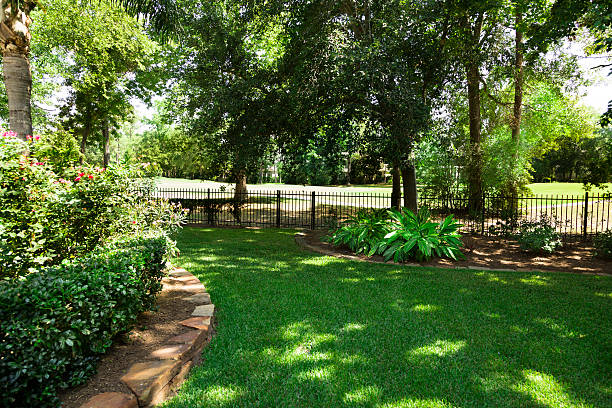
140, 188, 612, 239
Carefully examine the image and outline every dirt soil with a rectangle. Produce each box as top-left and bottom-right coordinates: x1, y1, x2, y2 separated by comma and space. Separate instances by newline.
58, 283, 195, 408
304, 230, 612, 276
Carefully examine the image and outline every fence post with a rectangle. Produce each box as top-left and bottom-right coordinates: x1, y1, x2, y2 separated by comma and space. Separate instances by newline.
583, 192, 589, 239
481, 192, 486, 234
311, 191, 316, 230
276, 190, 281, 228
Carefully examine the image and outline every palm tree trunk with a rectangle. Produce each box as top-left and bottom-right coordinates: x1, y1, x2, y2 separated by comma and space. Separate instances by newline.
1, 6, 35, 141
2, 52, 33, 140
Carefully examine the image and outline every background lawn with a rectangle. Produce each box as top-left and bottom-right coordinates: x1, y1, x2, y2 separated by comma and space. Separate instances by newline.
163, 228, 612, 408
156, 177, 611, 197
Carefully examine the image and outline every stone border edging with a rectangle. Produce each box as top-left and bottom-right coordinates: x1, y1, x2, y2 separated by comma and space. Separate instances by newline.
80, 267, 215, 408
294, 232, 612, 276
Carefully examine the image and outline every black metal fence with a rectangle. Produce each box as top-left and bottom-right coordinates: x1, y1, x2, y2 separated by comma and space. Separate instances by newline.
141, 188, 612, 239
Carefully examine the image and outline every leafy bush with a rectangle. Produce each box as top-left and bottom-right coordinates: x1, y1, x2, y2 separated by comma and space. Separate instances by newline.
0, 132, 186, 278
516, 217, 561, 253
327, 208, 389, 255
375, 208, 465, 262
0, 234, 175, 407
593, 229, 612, 259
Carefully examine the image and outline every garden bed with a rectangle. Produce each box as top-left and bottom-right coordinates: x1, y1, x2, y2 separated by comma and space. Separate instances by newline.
58, 271, 208, 408
300, 230, 612, 275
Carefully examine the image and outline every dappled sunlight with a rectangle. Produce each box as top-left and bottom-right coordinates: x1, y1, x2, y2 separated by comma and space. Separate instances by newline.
280, 321, 314, 341
339, 322, 366, 333
410, 304, 441, 313
594, 291, 612, 299
169, 383, 245, 407
342, 385, 382, 404
533, 318, 585, 339
297, 366, 335, 382
474, 271, 510, 285
299, 256, 349, 267
377, 397, 454, 408
201, 384, 244, 404
519, 275, 551, 286
514, 370, 588, 408
407, 340, 467, 358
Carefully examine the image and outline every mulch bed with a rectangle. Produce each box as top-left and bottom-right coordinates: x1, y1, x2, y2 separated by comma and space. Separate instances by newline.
58, 283, 196, 408
302, 230, 612, 276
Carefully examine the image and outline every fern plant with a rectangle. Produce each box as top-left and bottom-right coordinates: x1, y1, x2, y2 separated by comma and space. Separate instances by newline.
373, 208, 465, 262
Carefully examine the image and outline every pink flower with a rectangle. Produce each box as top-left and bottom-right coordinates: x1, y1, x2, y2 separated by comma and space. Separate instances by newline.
88, 174, 94, 180
78, 172, 85, 177
132, 221, 136, 224
74, 176, 82, 182
26, 135, 32, 140
35, 162, 44, 166
33, 135, 40, 141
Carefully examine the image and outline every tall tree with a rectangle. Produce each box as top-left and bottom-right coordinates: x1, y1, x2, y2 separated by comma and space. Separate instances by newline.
171, 0, 283, 196
0, 0, 177, 140
36, 0, 156, 165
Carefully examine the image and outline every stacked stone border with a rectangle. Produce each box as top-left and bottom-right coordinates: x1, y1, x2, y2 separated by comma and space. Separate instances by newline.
80, 268, 215, 408
294, 232, 612, 276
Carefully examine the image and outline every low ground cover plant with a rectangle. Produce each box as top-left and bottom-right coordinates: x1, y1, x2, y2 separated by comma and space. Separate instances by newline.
593, 229, 612, 259
516, 216, 562, 253
0, 234, 175, 407
328, 207, 464, 262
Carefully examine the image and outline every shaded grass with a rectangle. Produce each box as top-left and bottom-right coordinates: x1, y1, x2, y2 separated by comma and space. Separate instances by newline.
163, 228, 612, 408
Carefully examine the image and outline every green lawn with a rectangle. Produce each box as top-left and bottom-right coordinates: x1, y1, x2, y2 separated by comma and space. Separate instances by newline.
162, 228, 612, 408
526, 183, 611, 197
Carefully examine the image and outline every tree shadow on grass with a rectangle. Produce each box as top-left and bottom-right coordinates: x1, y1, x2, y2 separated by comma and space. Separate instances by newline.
161, 227, 612, 408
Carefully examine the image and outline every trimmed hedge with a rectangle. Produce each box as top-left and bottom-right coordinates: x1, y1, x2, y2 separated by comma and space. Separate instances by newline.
0, 234, 175, 407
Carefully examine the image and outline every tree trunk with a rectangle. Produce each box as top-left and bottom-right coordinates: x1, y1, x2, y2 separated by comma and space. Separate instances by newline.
102, 118, 110, 168
401, 163, 418, 213
79, 108, 92, 162
466, 60, 483, 214
509, 9, 524, 198
234, 170, 247, 201
2, 53, 32, 140
391, 164, 401, 209
0, 7, 34, 141
346, 154, 352, 185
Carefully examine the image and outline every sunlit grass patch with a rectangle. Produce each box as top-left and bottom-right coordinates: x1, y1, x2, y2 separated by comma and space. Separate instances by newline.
162, 227, 612, 408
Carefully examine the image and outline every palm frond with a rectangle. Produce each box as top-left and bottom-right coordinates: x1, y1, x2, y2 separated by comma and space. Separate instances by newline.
111, 0, 180, 37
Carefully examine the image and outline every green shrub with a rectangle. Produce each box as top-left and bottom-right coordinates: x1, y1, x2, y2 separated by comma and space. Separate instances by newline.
0, 132, 186, 278
516, 217, 561, 253
593, 230, 612, 259
327, 208, 389, 255
375, 208, 465, 262
0, 234, 175, 407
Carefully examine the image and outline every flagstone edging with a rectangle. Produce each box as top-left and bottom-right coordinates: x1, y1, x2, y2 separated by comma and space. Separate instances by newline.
79, 267, 215, 408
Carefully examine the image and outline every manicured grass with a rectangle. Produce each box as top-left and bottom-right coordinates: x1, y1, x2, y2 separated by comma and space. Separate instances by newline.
527, 183, 612, 197
163, 228, 612, 408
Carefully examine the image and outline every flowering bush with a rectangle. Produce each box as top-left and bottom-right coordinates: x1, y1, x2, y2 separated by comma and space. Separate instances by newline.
0, 132, 186, 278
